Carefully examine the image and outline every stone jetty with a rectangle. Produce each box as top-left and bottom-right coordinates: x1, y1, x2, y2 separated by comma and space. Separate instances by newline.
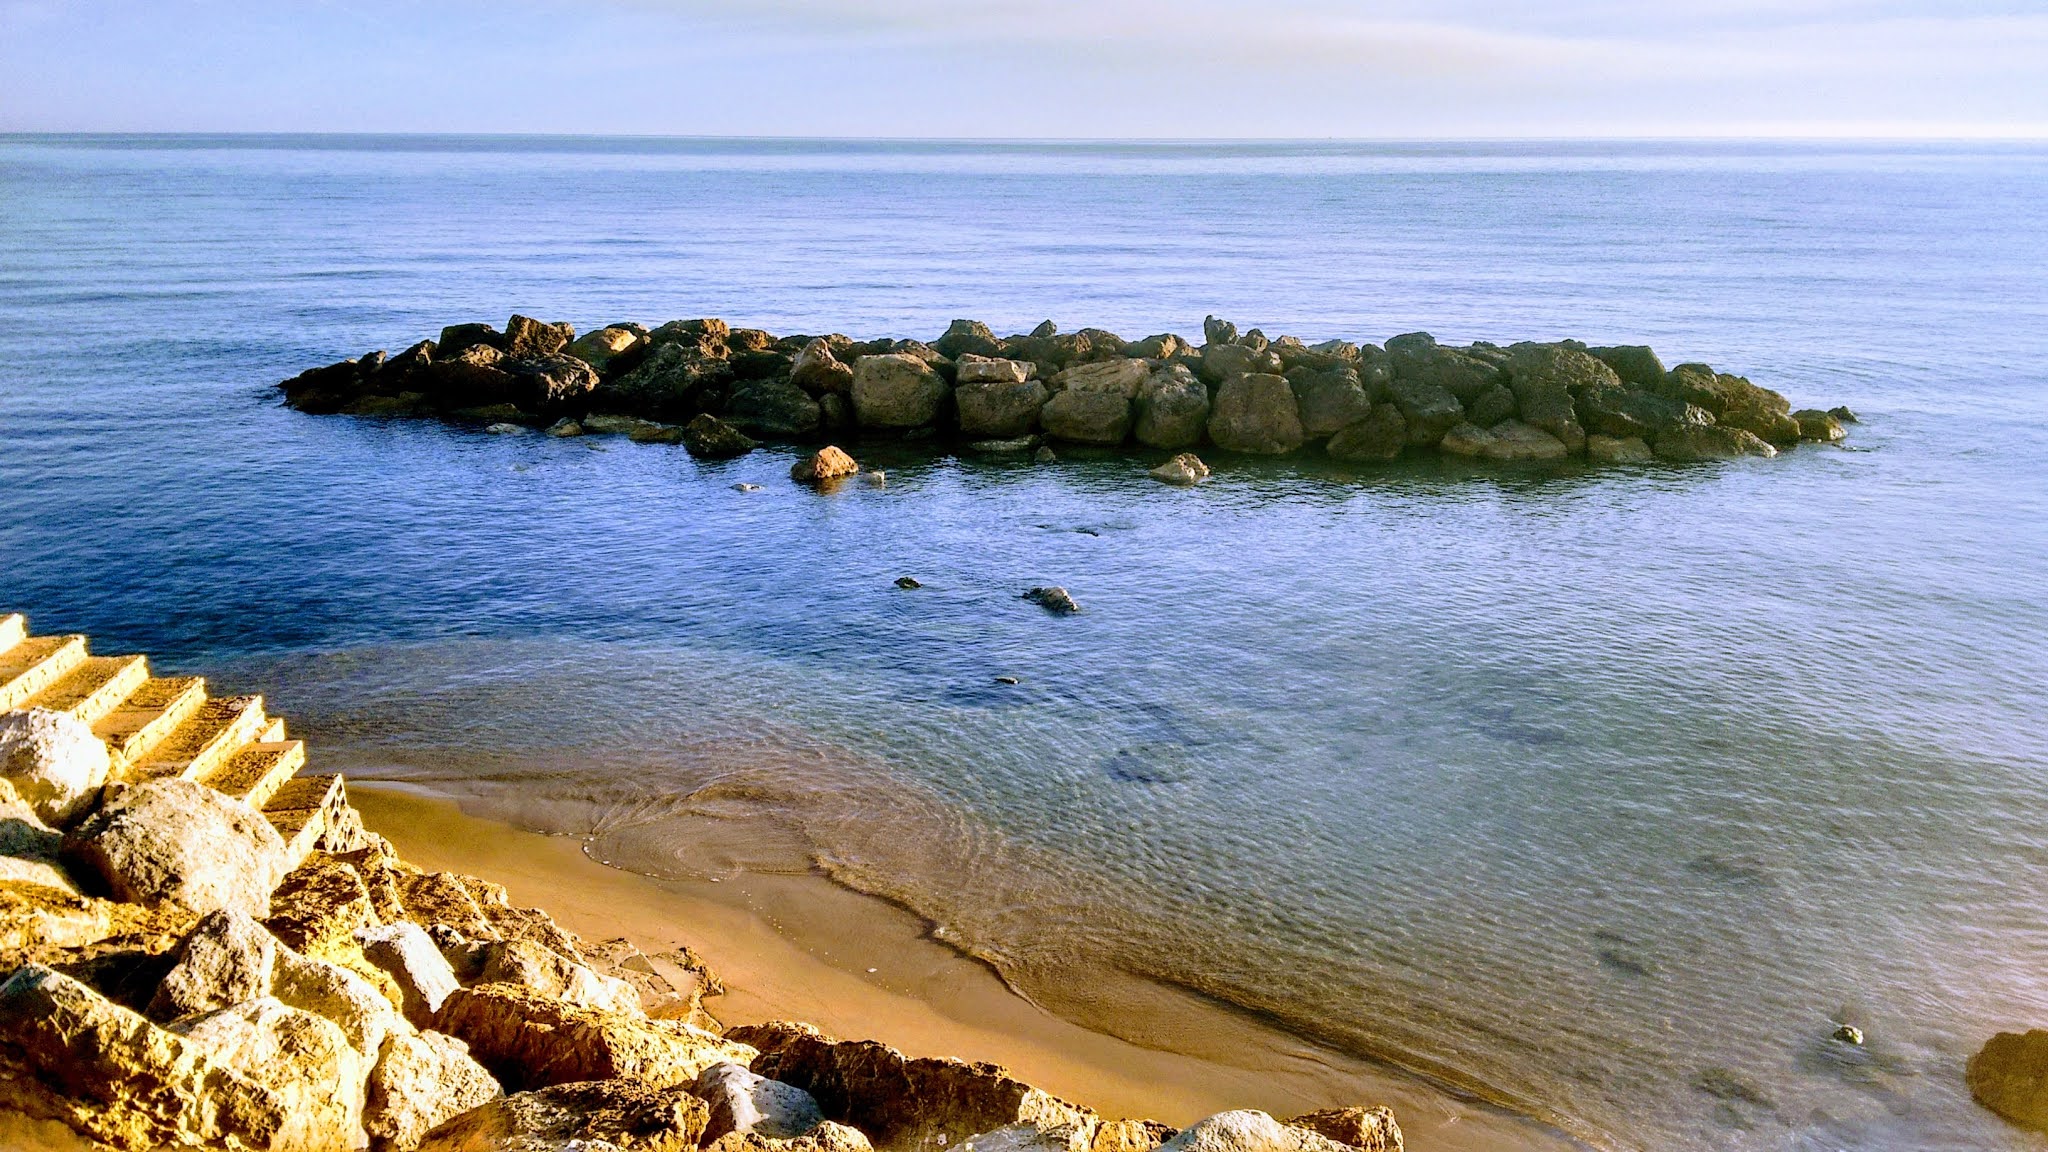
0, 612, 1406, 1152
280, 315, 1853, 466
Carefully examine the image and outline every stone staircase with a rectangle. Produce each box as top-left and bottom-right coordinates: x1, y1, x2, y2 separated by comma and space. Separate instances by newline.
0, 612, 342, 862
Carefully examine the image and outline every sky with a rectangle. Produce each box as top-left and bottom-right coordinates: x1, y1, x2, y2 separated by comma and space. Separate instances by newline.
2, 0, 2045, 137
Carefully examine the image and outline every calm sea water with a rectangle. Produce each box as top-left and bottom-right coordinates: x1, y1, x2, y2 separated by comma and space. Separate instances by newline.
4, 135, 2047, 1150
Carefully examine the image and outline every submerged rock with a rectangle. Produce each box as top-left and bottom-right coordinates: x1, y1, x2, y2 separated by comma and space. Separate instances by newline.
1325, 408, 1407, 463
684, 414, 759, 459
1148, 454, 1210, 486
791, 446, 860, 484
1023, 587, 1080, 615
1793, 408, 1847, 443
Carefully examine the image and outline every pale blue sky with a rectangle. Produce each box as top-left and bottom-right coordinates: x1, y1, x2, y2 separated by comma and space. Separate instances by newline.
3, 0, 2045, 136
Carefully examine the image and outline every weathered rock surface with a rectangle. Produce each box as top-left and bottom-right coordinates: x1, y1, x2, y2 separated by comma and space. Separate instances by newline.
1503, 344, 1600, 454
0, 707, 110, 826
1149, 453, 1210, 486
1651, 423, 1779, 462
504, 316, 574, 359
697, 1059, 828, 1141
1286, 368, 1372, 439
1285, 1107, 1403, 1152
434, 982, 755, 1091
1382, 377, 1463, 447
1439, 420, 1570, 462
792, 446, 860, 484
1970, 1030, 2048, 1132
1040, 390, 1134, 445
361, 921, 464, 1026
63, 778, 289, 918
565, 325, 646, 375
505, 354, 600, 415
416, 1078, 709, 1152
1325, 408, 1408, 463
1660, 364, 1800, 444
1208, 374, 1304, 455
1157, 1111, 1351, 1152
1023, 587, 1080, 615
684, 414, 759, 459
0, 964, 285, 1151
1133, 365, 1210, 450
1198, 344, 1283, 387
174, 995, 370, 1151
367, 1030, 502, 1151
1793, 408, 1847, 442
956, 378, 1049, 438
1090, 1119, 1177, 1152
1586, 434, 1654, 463
1588, 345, 1665, 388
726, 378, 822, 439
148, 907, 278, 1022
473, 936, 639, 1015
852, 354, 948, 429
1387, 335, 1502, 406
955, 355, 1036, 386
936, 320, 1001, 360
599, 343, 735, 422
271, 944, 403, 1058
1052, 359, 1149, 398
731, 1022, 1096, 1152
791, 340, 857, 396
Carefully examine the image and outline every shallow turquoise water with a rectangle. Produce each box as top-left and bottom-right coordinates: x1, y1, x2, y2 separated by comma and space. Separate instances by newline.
3, 136, 2047, 1150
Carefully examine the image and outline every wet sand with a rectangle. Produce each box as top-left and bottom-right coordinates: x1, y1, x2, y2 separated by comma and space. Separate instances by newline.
353, 783, 1580, 1151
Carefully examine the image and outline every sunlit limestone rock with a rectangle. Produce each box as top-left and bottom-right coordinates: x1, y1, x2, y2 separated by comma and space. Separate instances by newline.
0, 707, 110, 826
565, 324, 647, 374
366, 1030, 501, 1151
1650, 423, 1778, 462
1285, 1107, 1403, 1152
62, 778, 290, 918
415, 1077, 709, 1152
1207, 374, 1304, 455
1793, 408, 1847, 442
851, 353, 948, 429
174, 996, 370, 1150
1658, 363, 1800, 444
1041, 389, 1134, 445
1157, 1111, 1354, 1152
696, 1059, 827, 1142
1133, 364, 1209, 450
361, 920, 464, 1026
1148, 453, 1210, 486
434, 981, 755, 1091
791, 446, 860, 484
147, 908, 278, 1022
956, 376, 1050, 439
1285, 367, 1372, 440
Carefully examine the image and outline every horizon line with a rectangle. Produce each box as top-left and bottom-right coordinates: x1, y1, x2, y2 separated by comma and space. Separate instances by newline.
4, 130, 2048, 145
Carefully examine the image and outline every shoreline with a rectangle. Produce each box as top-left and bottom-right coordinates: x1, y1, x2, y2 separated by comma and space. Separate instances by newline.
350, 782, 1582, 1151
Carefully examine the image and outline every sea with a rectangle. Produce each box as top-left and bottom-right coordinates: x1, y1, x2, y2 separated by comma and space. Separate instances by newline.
2, 134, 2046, 1151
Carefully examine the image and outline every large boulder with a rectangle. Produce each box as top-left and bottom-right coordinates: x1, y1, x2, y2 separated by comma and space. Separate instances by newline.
1793, 408, 1847, 443
439, 324, 503, 357
955, 355, 1036, 386
564, 325, 647, 375
1969, 1030, 2048, 1132
697, 1060, 827, 1142
956, 378, 1049, 438
174, 996, 370, 1152
434, 982, 755, 1091
1325, 407, 1407, 463
935, 320, 1001, 360
1386, 334, 1502, 405
790, 340, 856, 396
271, 945, 403, 1059
598, 343, 735, 422
1651, 423, 1778, 462
63, 778, 289, 918
415, 1078, 709, 1152
1438, 421, 1570, 462
1659, 364, 1800, 443
730, 1021, 1093, 1152
1574, 381, 1707, 440
649, 318, 732, 355
148, 908, 278, 1022
1286, 367, 1372, 439
1157, 1111, 1349, 1152
1051, 359, 1149, 398
1285, 1108, 1402, 1152
503, 316, 574, 359
1207, 374, 1304, 455
1198, 344, 1282, 387
360, 921, 463, 1026
473, 937, 640, 1015
367, 1030, 502, 1151
1381, 377, 1462, 447
0, 707, 110, 826
266, 852, 383, 958
852, 354, 947, 429
1202, 316, 1238, 345
1588, 345, 1665, 388
1503, 344, 1601, 453
0, 965, 286, 1151
1040, 391, 1133, 446
725, 378, 822, 439
1133, 365, 1210, 450
1586, 434, 1654, 463
1089, 1119, 1177, 1152
504, 354, 600, 415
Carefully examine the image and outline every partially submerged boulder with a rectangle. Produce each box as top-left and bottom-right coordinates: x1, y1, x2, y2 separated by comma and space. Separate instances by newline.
1438, 421, 1570, 462
63, 778, 290, 918
1149, 454, 1210, 486
792, 447, 860, 485
1133, 365, 1209, 450
685, 414, 761, 459
0, 707, 110, 826
1969, 1029, 2048, 1132
1040, 390, 1134, 446
957, 378, 1049, 439
851, 354, 947, 429
1207, 374, 1304, 455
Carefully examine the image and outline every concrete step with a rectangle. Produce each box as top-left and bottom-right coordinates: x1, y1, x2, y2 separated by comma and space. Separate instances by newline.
203, 740, 306, 810
95, 676, 208, 766
0, 614, 24, 654
22, 654, 151, 726
0, 634, 89, 712
265, 774, 345, 866
133, 695, 269, 784
258, 717, 287, 742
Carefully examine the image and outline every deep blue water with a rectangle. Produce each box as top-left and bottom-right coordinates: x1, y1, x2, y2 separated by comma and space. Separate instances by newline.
3, 135, 2047, 1151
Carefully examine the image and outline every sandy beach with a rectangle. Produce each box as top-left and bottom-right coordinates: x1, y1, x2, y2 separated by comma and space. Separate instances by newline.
349, 784, 1577, 1151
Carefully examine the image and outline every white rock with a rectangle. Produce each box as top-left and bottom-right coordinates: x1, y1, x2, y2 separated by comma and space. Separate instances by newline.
272, 945, 403, 1059
0, 707, 111, 826
697, 1060, 826, 1141
365, 1030, 500, 1151
62, 778, 289, 917
358, 921, 462, 1026
1159, 1111, 1349, 1152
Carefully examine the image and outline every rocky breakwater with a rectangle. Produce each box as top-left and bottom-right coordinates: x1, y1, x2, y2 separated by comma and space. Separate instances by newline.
280, 314, 1854, 468
0, 610, 1406, 1152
